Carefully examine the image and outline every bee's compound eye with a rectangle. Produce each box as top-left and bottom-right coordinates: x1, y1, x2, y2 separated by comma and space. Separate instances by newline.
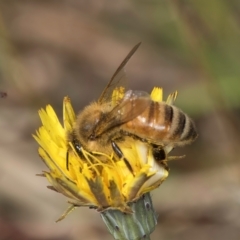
152, 147, 166, 162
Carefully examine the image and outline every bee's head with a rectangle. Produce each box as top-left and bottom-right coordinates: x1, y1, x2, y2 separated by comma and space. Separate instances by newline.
75, 102, 112, 149
74, 101, 114, 153
76, 105, 99, 138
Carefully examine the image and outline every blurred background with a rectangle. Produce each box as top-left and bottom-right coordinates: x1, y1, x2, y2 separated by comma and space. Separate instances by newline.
0, 0, 240, 239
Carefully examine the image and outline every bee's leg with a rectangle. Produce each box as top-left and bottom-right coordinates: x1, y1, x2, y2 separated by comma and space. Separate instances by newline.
151, 145, 170, 171
167, 155, 185, 161
66, 139, 83, 170
111, 141, 134, 175
111, 141, 123, 158
152, 144, 166, 162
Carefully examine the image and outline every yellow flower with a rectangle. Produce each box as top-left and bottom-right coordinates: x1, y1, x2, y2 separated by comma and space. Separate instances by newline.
33, 87, 176, 221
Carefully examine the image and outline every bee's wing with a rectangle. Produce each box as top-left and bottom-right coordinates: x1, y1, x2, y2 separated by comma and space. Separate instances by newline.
93, 90, 151, 137
98, 42, 141, 104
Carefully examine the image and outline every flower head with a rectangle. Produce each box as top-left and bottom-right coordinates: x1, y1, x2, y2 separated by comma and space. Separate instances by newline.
34, 87, 177, 221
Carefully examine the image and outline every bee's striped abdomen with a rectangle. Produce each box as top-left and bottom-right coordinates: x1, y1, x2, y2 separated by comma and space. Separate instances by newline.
122, 101, 197, 146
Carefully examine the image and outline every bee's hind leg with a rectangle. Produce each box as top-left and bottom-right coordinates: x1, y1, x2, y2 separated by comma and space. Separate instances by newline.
151, 144, 166, 162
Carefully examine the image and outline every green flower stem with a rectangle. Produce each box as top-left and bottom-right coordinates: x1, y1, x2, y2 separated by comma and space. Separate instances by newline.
101, 193, 157, 240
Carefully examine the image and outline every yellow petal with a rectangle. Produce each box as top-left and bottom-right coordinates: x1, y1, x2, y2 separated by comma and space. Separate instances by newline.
150, 87, 163, 102
111, 87, 125, 106
34, 93, 173, 219
166, 91, 178, 105
63, 96, 76, 132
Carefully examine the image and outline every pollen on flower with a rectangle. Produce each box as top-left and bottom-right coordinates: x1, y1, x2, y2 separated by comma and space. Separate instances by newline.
34, 88, 172, 221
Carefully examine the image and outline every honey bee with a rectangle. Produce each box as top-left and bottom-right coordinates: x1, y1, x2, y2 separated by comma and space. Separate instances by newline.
67, 43, 197, 169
